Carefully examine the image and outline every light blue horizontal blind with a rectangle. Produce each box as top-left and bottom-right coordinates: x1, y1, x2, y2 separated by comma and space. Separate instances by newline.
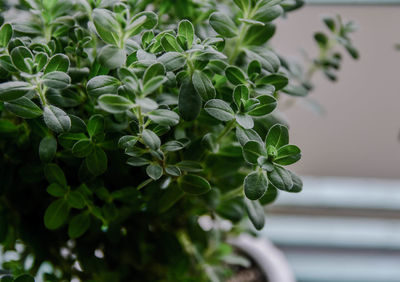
306, 0, 400, 4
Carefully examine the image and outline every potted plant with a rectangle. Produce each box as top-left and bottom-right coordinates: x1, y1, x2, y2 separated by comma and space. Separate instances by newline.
0, 0, 357, 281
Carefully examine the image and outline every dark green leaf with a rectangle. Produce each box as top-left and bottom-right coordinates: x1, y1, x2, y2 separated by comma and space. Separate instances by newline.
87, 114, 104, 138
67, 190, 85, 209
5, 97, 42, 118
265, 124, 288, 149
125, 11, 158, 37
42, 71, 71, 89
179, 174, 211, 195
236, 127, 262, 146
72, 139, 93, 158
142, 75, 167, 95
247, 95, 277, 116
235, 113, 253, 129
92, 8, 120, 45
178, 79, 201, 121
45, 54, 70, 74
0, 23, 12, 47
192, 70, 216, 101
161, 33, 183, 52
44, 163, 67, 186
43, 105, 71, 133
98, 94, 135, 114
68, 212, 90, 238
142, 128, 161, 150
244, 23, 275, 46
204, 99, 234, 121
245, 47, 280, 73
225, 66, 247, 85
244, 198, 265, 230
143, 63, 165, 84
39, 136, 57, 163
242, 140, 265, 164
14, 274, 35, 282
253, 5, 283, 23
283, 84, 309, 97
0, 81, 33, 102
158, 52, 186, 72
288, 170, 303, 192
44, 199, 69, 230
259, 184, 278, 205
47, 183, 67, 197
268, 165, 293, 191
257, 74, 288, 91
165, 165, 181, 177
148, 109, 179, 126
274, 144, 301, 165
85, 147, 107, 176
244, 171, 268, 200
314, 32, 328, 48
178, 20, 194, 49
11, 46, 33, 73
87, 75, 120, 97
209, 12, 237, 38
176, 160, 203, 172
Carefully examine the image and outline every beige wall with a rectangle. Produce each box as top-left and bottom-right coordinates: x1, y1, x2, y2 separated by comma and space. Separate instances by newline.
272, 5, 400, 179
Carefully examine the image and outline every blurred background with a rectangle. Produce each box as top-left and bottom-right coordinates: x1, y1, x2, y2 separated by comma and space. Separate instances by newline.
262, 1, 400, 281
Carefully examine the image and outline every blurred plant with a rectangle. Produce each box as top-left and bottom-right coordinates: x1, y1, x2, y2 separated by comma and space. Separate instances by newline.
0, 0, 358, 281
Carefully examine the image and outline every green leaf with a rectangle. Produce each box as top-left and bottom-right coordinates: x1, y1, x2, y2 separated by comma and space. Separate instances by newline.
43, 105, 71, 133
265, 124, 289, 149
68, 212, 90, 238
178, 79, 201, 121
257, 74, 288, 91
0, 81, 33, 102
158, 183, 184, 213
235, 113, 253, 129
125, 11, 158, 37
236, 127, 262, 147
11, 46, 33, 73
67, 190, 85, 209
87, 75, 120, 97
161, 33, 183, 52
283, 84, 308, 97
44, 54, 70, 74
87, 114, 104, 138
148, 109, 179, 126
268, 165, 293, 191
142, 129, 161, 150
288, 170, 303, 193
274, 144, 301, 165
85, 147, 107, 176
42, 71, 71, 89
245, 47, 280, 73
244, 171, 268, 200
47, 183, 67, 197
44, 163, 67, 186
142, 75, 167, 95
192, 70, 216, 101
44, 199, 70, 230
178, 20, 194, 49
165, 165, 181, 177
127, 156, 150, 167
146, 163, 163, 180
176, 161, 203, 172
253, 4, 283, 23
314, 32, 328, 48
323, 16, 336, 32
14, 274, 35, 282
99, 45, 126, 70
158, 52, 186, 72
209, 12, 237, 38
98, 94, 135, 114
35, 52, 48, 72
92, 8, 120, 45
259, 184, 278, 205
233, 84, 249, 108
242, 141, 265, 164
234, 0, 251, 12
72, 139, 93, 158
162, 140, 185, 152
225, 66, 247, 85
243, 23, 275, 46
244, 198, 265, 230
0, 23, 12, 47
4, 97, 43, 119
247, 95, 277, 116
39, 136, 57, 163
204, 99, 234, 121
178, 174, 211, 195
143, 63, 165, 84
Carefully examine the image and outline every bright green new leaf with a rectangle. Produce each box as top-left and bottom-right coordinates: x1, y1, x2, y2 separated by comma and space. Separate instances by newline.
244, 171, 268, 200
98, 94, 135, 114
244, 198, 265, 230
178, 20, 194, 49
265, 124, 289, 149
68, 212, 91, 238
161, 33, 183, 52
44, 54, 70, 74
242, 140, 265, 164
44, 199, 70, 230
11, 46, 33, 73
225, 66, 247, 85
43, 105, 71, 133
0, 23, 12, 47
0, 81, 33, 102
179, 174, 211, 195
39, 136, 57, 163
209, 12, 237, 38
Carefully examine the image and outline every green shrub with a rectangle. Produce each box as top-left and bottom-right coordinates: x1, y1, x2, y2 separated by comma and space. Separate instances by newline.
0, 0, 357, 280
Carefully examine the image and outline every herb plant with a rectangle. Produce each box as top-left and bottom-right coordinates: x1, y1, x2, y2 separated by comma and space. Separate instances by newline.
0, 0, 358, 281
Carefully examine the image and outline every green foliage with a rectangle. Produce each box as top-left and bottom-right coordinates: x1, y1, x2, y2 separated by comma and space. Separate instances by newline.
0, 1, 357, 281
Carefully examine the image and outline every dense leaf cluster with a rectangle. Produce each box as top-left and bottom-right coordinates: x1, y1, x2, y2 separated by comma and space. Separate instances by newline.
0, 0, 357, 281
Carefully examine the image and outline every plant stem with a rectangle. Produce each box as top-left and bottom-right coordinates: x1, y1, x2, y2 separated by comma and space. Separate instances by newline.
215, 119, 236, 143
